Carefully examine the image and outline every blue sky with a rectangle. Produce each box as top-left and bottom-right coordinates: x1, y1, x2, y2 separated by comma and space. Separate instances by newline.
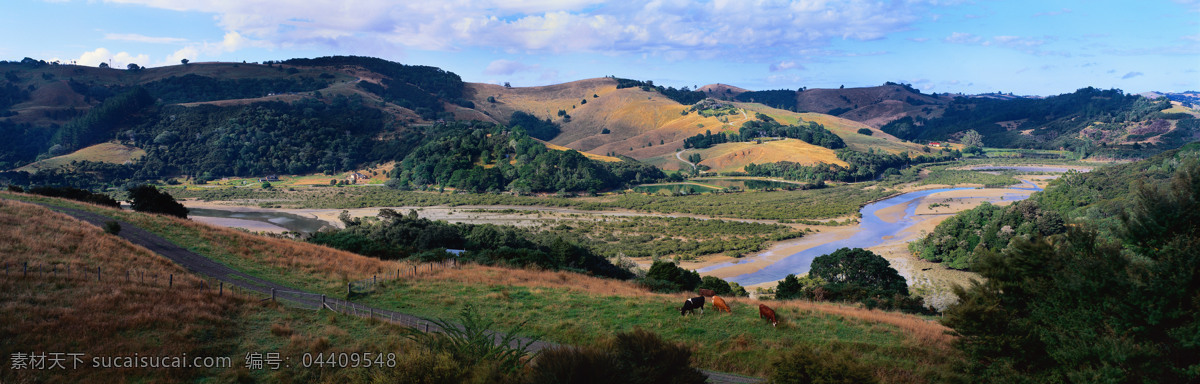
4, 0, 1198, 96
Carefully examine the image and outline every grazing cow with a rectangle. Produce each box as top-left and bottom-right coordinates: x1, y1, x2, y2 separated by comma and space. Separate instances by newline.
680, 296, 705, 316
697, 288, 716, 297
712, 296, 731, 313
758, 304, 778, 327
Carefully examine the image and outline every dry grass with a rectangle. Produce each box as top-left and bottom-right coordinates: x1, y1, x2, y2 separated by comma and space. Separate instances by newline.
696, 139, 846, 173
0, 199, 246, 383
540, 141, 623, 163
15, 142, 145, 173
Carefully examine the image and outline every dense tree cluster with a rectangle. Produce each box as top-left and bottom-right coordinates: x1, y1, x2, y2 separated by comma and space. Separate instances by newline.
0, 80, 31, 112
612, 77, 706, 105
942, 159, 1200, 382
745, 148, 959, 183
881, 87, 1175, 156
642, 260, 701, 292
141, 74, 329, 104
130, 96, 393, 180
733, 89, 799, 111
738, 117, 845, 149
52, 87, 155, 154
776, 248, 929, 313
22, 185, 120, 208
307, 208, 632, 279
914, 143, 1200, 269
391, 122, 663, 193
283, 56, 467, 117
909, 200, 1065, 269
682, 116, 844, 150
508, 111, 561, 141
127, 184, 188, 218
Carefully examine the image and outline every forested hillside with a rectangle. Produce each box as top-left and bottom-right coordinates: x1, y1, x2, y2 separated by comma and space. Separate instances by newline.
911, 142, 1200, 269
390, 122, 664, 193
938, 145, 1200, 382
882, 87, 1191, 157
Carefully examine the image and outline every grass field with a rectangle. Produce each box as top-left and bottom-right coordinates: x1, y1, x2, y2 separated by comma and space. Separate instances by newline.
167, 182, 894, 221
14, 142, 145, 172
0, 198, 414, 383
5, 192, 962, 382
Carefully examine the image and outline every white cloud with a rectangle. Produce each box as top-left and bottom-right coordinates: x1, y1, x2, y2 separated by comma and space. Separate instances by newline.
75, 48, 151, 68
769, 61, 803, 72
484, 59, 537, 75
101, 0, 944, 60
104, 33, 187, 44
945, 32, 982, 44
1122, 71, 1144, 79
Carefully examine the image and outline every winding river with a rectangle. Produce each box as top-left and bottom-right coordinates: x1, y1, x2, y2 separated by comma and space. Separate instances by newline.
700, 180, 1043, 286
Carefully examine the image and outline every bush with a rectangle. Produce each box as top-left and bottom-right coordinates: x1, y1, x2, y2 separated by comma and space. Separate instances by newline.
857, 128, 873, 136
103, 220, 121, 235
127, 185, 188, 218
528, 329, 705, 384
698, 275, 732, 295
769, 346, 878, 384
643, 261, 700, 292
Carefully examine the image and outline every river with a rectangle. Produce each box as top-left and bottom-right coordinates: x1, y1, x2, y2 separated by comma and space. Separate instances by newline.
699, 180, 1043, 286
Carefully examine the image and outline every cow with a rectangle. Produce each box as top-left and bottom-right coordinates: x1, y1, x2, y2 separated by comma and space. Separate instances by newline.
759, 304, 778, 327
697, 288, 717, 297
712, 296, 731, 313
680, 296, 705, 316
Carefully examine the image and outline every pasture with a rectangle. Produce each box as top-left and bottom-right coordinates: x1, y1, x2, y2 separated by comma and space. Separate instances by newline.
7, 192, 961, 382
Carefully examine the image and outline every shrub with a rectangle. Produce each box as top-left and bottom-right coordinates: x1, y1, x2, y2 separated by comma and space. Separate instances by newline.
102, 220, 121, 235
643, 261, 700, 292
127, 184, 188, 218
857, 128, 873, 136
527, 346, 619, 384
769, 346, 878, 384
698, 275, 732, 295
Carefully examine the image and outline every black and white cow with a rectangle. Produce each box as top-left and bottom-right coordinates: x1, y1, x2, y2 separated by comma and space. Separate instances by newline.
680, 296, 705, 316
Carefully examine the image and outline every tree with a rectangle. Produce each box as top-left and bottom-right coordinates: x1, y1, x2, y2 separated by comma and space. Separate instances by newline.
181, 58, 189, 65
775, 274, 803, 299
127, 63, 141, 71
857, 128, 873, 136
698, 275, 732, 295
98, 62, 109, 69
809, 248, 907, 297
960, 129, 984, 148
127, 185, 188, 218
644, 261, 700, 292
941, 162, 1200, 382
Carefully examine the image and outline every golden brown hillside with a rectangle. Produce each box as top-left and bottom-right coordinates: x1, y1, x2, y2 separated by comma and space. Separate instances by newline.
15, 142, 145, 172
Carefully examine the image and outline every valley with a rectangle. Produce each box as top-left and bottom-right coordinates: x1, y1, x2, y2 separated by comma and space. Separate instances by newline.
3, 53, 1198, 383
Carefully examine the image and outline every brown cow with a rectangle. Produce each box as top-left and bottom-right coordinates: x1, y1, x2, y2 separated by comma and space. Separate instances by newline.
758, 304, 778, 327
697, 288, 716, 297
712, 296, 731, 313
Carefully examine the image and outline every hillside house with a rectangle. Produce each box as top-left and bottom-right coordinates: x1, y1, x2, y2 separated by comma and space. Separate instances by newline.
347, 172, 370, 184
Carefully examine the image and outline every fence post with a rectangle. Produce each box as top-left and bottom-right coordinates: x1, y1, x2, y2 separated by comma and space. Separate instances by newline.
413, 266, 417, 276
97, 266, 101, 281
126, 270, 129, 282
220, 281, 224, 296
140, 271, 144, 283
271, 288, 276, 302
24, 262, 28, 277
321, 294, 326, 307
347, 282, 352, 298
169, 274, 173, 287
370, 307, 374, 319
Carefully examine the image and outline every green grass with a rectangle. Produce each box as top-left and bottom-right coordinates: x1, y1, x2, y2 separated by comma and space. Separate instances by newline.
354, 280, 948, 378
918, 169, 1020, 187
8, 192, 959, 381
